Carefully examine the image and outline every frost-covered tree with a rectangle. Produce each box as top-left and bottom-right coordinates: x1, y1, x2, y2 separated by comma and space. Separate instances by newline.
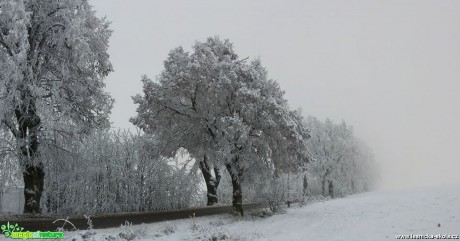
131, 37, 311, 215
306, 117, 352, 197
305, 116, 376, 197
0, 0, 113, 213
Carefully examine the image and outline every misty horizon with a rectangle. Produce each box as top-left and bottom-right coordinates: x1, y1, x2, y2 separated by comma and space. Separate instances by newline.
88, 0, 460, 190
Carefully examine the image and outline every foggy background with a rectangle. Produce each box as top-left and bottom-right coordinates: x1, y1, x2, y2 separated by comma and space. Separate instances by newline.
89, 0, 460, 190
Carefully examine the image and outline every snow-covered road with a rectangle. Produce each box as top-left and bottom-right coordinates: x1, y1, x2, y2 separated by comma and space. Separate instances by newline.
4, 184, 459, 241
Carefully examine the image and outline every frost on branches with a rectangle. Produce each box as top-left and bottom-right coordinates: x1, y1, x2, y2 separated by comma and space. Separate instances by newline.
131, 37, 311, 216
0, 0, 113, 213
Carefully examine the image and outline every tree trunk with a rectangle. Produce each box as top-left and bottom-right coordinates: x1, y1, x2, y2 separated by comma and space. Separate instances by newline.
328, 180, 334, 198
199, 155, 221, 206
15, 96, 44, 214
321, 168, 331, 197
225, 159, 243, 216
321, 176, 327, 196
303, 174, 308, 196
22, 165, 45, 213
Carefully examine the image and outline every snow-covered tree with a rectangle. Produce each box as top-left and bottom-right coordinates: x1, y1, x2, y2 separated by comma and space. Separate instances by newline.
305, 116, 376, 197
0, 0, 113, 213
131, 37, 311, 215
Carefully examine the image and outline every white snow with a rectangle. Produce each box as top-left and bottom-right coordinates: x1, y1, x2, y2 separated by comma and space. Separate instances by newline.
3, 184, 459, 241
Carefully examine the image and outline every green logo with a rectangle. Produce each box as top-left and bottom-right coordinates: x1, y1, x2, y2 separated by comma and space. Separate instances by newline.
1, 222, 64, 240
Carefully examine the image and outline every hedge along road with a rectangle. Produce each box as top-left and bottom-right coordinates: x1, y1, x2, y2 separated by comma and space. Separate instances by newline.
0, 203, 263, 231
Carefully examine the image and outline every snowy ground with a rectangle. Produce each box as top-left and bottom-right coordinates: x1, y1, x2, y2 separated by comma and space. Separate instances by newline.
2, 184, 459, 241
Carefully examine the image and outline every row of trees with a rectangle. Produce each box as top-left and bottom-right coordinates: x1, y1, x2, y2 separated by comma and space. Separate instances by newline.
1, 124, 376, 214
212, 117, 377, 210
0, 117, 376, 215
1, 0, 375, 215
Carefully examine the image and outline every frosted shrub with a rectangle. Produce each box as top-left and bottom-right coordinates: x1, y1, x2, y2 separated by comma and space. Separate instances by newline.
42, 130, 202, 215
247, 171, 306, 212
208, 233, 230, 240
259, 177, 287, 213
118, 221, 146, 241
162, 223, 177, 235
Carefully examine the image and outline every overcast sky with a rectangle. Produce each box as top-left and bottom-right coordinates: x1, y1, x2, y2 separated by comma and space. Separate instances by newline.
89, 0, 460, 190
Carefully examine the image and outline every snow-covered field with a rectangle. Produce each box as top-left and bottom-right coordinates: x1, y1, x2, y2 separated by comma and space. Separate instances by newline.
3, 184, 459, 241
